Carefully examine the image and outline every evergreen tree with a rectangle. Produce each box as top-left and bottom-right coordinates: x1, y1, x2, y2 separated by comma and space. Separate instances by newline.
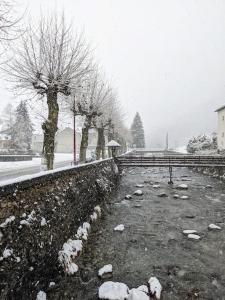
11, 101, 33, 152
130, 112, 145, 148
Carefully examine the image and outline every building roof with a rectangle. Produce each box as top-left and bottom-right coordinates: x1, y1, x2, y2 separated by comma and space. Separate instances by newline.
215, 105, 225, 112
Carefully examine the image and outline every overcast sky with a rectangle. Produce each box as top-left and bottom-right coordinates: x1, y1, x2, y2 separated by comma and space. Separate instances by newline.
1, 0, 225, 148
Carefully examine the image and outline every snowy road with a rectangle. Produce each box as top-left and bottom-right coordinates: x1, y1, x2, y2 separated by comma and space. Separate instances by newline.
0, 153, 73, 182
48, 167, 225, 299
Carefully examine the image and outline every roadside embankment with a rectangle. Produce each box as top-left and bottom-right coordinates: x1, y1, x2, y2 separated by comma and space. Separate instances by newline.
0, 159, 119, 300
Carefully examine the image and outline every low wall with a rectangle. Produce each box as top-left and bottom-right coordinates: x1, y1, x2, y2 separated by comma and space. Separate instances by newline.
191, 166, 225, 180
0, 155, 33, 162
0, 159, 118, 300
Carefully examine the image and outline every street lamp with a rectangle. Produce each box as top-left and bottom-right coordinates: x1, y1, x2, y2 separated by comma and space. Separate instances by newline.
106, 140, 121, 158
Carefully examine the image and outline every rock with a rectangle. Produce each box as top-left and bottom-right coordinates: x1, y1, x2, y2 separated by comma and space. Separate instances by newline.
137, 285, 148, 294
133, 204, 142, 208
173, 194, 179, 199
148, 277, 162, 299
36, 291, 46, 300
98, 264, 113, 278
180, 195, 189, 200
157, 193, 168, 197
125, 195, 132, 200
114, 224, 125, 232
133, 190, 143, 196
153, 185, 160, 188
177, 184, 188, 190
98, 281, 129, 300
183, 229, 197, 235
185, 215, 196, 219
49, 282, 55, 287
187, 233, 201, 240
208, 224, 222, 230
135, 184, 144, 188
126, 288, 149, 300
205, 185, 213, 189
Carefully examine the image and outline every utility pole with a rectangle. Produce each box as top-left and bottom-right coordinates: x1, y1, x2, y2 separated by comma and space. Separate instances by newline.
166, 133, 169, 151
72, 95, 76, 165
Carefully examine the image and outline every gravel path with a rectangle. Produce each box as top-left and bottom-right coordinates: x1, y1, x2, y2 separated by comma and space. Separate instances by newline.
49, 167, 225, 300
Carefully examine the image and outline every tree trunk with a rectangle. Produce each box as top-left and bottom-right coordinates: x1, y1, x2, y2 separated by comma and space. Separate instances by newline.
96, 127, 104, 160
42, 90, 59, 170
108, 125, 114, 157
80, 127, 89, 163
101, 130, 106, 159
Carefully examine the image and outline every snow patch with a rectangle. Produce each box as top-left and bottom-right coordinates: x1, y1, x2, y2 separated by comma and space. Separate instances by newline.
135, 184, 144, 188
126, 288, 149, 300
153, 185, 160, 188
188, 233, 201, 240
208, 224, 221, 230
183, 230, 197, 235
98, 264, 113, 277
177, 184, 188, 190
148, 277, 162, 299
41, 217, 47, 226
20, 210, 36, 226
180, 195, 189, 200
0, 215, 15, 228
99, 281, 129, 300
137, 285, 148, 294
114, 224, 125, 232
90, 211, 98, 221
3, 248, 13, 259
94, 205, 102, 216
49, 282, 55, 287
76, 222, 91, 240
133, 190, 143, 196
59, 205, 101, 274
58, 239, 82, 275
36, 291, 47, 300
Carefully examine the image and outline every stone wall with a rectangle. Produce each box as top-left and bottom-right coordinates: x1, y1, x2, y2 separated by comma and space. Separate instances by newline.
191, 166, 225, 180
0, 159, 118, 300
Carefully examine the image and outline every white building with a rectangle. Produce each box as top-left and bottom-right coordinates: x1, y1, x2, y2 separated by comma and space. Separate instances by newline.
32, 127, 99, 154
215, 105, 225, 150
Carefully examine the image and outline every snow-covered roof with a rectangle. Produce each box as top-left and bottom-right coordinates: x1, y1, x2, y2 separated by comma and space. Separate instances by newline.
106, 140, 121, 147
215, 105, 225, 112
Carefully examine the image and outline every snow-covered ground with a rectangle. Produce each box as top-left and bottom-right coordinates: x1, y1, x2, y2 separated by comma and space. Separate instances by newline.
0, 153, 74, 173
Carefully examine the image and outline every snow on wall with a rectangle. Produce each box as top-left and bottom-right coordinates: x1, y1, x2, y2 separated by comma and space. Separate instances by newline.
0, 158, 118, 299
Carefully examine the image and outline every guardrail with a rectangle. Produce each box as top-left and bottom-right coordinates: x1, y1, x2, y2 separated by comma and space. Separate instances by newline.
115, 155, 225, 168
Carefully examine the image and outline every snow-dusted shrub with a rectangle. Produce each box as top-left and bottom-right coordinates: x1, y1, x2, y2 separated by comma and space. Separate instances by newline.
187, 133, 217, 154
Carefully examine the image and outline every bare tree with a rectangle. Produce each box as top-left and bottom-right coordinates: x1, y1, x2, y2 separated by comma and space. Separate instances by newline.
0, 1, 21, 43
71, 71, 110, 163
94, 92, 118, 159
4, 13, 91, 169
